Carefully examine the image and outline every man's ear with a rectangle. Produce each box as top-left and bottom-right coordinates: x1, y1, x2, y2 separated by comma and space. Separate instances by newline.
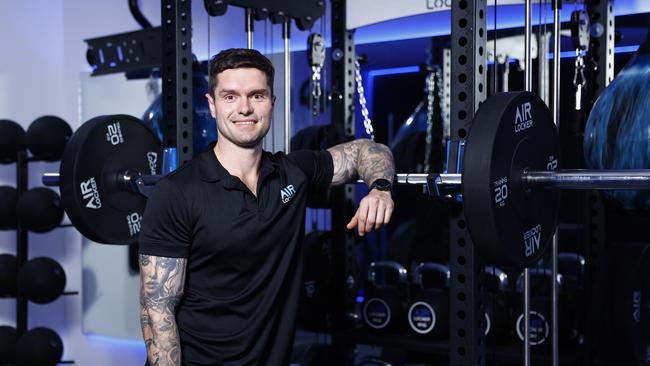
205, 93, 217, 118
272, 95, 276, 107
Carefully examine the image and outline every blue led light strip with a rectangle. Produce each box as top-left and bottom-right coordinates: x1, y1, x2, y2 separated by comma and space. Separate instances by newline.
362, 43, 640, 133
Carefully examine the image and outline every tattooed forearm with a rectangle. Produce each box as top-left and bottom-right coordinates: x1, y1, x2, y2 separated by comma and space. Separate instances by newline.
139, 254, 187, 366
328, 139, 395, 186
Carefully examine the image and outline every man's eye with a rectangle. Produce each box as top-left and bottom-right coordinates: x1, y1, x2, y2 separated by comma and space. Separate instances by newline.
223, 95, 236, 101
252, 94, 265, 100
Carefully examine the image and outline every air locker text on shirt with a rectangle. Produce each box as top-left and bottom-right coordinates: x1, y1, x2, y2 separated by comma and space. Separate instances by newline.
80, 177, 102, 209
280, 184, 297, 204
514, 102, 533, 133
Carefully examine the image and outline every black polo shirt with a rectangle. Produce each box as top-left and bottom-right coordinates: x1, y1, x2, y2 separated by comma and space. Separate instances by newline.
139, 147, 333, 366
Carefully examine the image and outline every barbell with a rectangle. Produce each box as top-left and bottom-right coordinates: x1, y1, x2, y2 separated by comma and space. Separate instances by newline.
43, 91, 650, 268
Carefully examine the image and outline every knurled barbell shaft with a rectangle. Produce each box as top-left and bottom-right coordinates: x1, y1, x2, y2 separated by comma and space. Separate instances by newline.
394, 170, 650, 190
522, 169, 650, 189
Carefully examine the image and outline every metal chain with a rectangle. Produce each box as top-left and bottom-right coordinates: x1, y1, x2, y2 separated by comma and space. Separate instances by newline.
573, 50, 587, 110
423, 69, 438, 173
354, 59, 374, 140
308, 33, 325, 116
311, 66, 322, 99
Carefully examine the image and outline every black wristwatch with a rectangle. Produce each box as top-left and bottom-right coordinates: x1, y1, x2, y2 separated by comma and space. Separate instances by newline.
369, 178, 393, 192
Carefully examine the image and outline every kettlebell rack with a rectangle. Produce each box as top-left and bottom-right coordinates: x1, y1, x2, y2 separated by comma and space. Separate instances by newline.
325, 0, 615, 365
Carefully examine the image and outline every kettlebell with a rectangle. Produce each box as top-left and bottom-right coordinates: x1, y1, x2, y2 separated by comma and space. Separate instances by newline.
407, 262, 449, 338
514, 268, 564, 347
484, 265, 510, 342
362, 261, 409, 332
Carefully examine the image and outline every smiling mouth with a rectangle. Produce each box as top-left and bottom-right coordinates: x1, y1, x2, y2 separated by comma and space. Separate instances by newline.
233, 120, 257, 125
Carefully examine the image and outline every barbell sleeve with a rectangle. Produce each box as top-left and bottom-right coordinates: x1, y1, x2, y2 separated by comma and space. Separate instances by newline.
43, 173, 61, 187
522, 169, 650, 189
394, 173, 462, 185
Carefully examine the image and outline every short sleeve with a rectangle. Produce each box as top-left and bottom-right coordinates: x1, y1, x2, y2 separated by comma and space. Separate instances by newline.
138, 178, 193, 258
286, 150, 334, 192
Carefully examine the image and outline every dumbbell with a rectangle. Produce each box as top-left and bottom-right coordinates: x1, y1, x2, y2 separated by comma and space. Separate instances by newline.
17, 257, 66, 304
484, 265, 510, 341
0, 119, 26, 163
407, 262, 449, 338
16, 187, 64, 232
514, 268, 564, 347
362, 261, 409, 332
0, 254, 18, 297
15, 327, 63, 366
26, 116, 72, 161
0, 186, 18, 229
0, 325, 17, 364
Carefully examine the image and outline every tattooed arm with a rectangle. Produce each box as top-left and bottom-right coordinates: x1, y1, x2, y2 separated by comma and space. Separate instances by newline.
140, 254, 187, 366
327, 139, 395, 236
327, 138, 395, 186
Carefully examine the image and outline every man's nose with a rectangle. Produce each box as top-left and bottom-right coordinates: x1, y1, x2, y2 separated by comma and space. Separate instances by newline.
238, 97, 253, 114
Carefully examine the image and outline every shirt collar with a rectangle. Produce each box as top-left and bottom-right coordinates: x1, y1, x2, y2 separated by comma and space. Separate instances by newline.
198, 142, 278, 188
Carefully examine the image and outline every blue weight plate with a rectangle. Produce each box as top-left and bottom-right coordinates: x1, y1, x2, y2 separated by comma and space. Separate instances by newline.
59, 115, 162, 244
462, 92, 561, 268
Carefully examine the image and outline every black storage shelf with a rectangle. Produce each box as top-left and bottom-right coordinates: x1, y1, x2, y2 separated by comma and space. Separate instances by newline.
487, 343, 583, 365
336, 329, 450, 355
336, 328, 584, 364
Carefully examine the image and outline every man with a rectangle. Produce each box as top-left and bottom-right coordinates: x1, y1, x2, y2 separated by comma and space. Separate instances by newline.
139, 48, 395, 366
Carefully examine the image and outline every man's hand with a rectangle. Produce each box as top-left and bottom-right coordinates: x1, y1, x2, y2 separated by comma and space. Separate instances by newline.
346, 189, 394, 236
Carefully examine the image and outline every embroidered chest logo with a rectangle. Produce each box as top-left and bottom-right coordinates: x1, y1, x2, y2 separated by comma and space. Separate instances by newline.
280, 184, 297, 204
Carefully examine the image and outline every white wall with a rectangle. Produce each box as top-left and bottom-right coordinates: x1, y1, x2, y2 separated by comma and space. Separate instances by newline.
4, 1, 179, 365
0, 1, 321, 364
0, 2, 153, 364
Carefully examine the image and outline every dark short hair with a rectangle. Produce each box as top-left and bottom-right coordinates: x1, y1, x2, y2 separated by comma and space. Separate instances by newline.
207, 48, 275, 96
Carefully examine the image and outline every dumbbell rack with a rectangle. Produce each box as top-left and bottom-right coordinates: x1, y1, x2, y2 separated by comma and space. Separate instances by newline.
5, 149, 76, 364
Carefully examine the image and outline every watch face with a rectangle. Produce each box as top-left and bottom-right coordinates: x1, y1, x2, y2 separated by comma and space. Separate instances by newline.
372, 179, 392, 191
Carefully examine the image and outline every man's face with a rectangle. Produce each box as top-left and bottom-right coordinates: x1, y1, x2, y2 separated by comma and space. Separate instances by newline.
206, 68, 274, 149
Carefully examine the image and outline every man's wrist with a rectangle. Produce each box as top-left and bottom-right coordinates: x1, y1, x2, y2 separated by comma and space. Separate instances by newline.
368, 178, 393, 192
